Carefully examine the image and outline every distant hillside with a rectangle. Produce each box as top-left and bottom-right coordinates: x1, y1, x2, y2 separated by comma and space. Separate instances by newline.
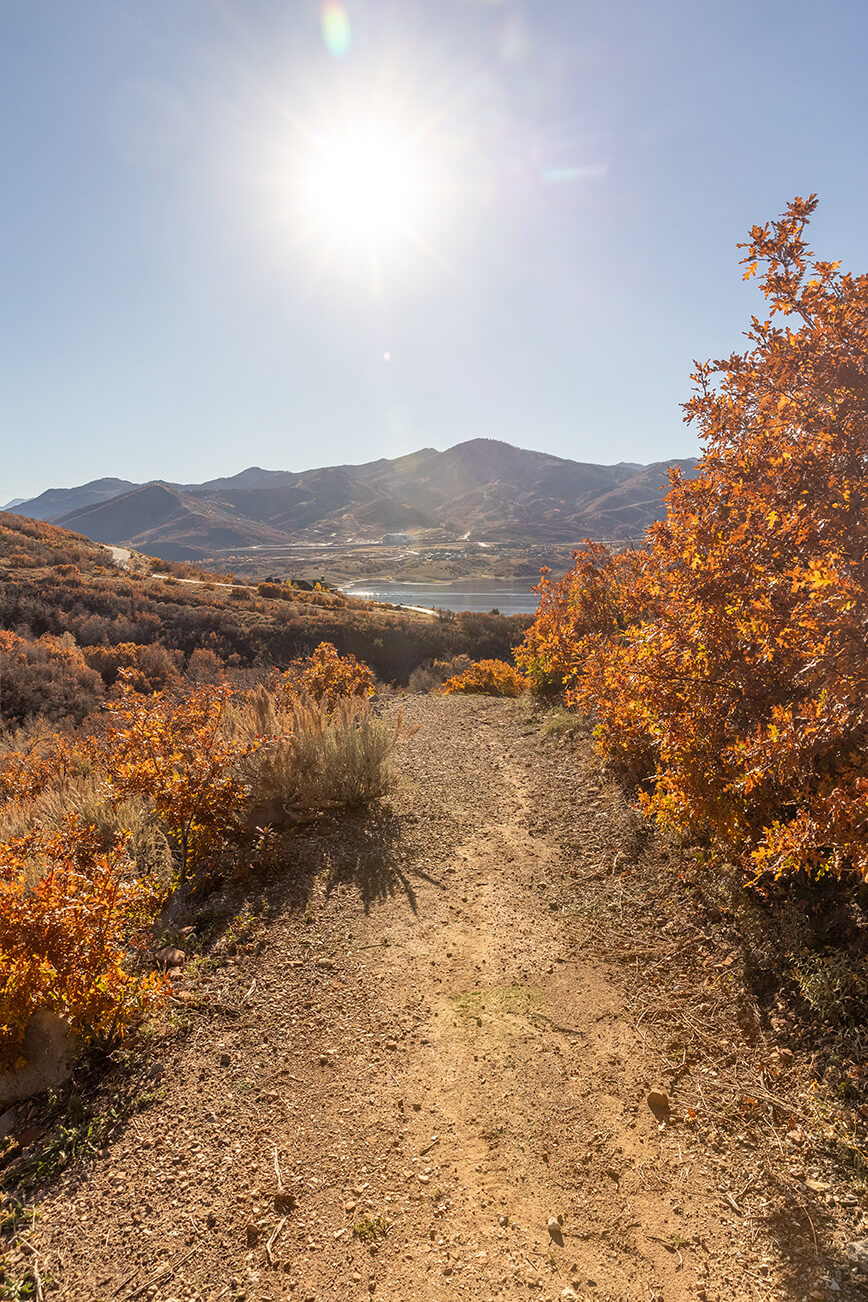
56, 482, 291, 561
11, 477, 138, 521
12, 439, 698, 559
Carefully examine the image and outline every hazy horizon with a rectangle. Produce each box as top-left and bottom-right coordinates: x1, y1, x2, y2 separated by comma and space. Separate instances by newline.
4, 435, 699, 509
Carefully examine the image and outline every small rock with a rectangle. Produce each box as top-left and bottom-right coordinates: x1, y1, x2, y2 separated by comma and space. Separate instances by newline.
805, 1179, 830, 1193
385, 1041, 398, 1052
647, 1089, 671, 1122
547, 1215, 564, 1242
562, 1291, 579, 1301
219, 1052, 231, 1067
499, 1215, 509, 1228
318, 1054, 333, 1067
155, 946, 186, 968
846, 1239, 868, 1273
246, 1224, 259, 1246
316, 958, 334, 970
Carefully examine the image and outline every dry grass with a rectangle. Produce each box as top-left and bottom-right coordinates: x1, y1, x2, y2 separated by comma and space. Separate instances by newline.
230, 689, 402, 828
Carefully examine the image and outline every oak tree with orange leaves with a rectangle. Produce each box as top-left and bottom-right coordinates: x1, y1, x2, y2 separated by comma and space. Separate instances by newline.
520, 196, 868, 885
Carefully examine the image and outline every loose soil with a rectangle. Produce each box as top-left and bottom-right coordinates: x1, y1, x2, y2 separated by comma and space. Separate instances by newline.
3, 697, 866, 1301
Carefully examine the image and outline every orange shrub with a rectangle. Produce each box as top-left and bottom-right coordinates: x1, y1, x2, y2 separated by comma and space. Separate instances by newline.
281, 641, 375, 711
0, 822, 166, 1070
83, 641, 182, 692
519, 196, 868, 886
439, 658, 529, 698
103, 674, 250, 880
0, 733, 76, 807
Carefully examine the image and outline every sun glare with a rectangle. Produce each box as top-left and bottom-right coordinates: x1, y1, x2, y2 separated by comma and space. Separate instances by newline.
303, 123, 425, 245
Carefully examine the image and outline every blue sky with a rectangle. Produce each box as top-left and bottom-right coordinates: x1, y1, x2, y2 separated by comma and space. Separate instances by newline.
2, 0, 868, 501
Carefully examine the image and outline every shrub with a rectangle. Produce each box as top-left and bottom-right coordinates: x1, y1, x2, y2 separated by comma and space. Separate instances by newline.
82, 641, 183, 692
519, 196, 868, 887
230, 688, 400, 827
439, 659, 529, 698
288, 698, 400, 812
408, 655, 472, 693
0, 822, 166, 1070
0, 631, 105, 728
102, 675, 250, 881
793, 949, 868, 1026
282, 641, 375, 711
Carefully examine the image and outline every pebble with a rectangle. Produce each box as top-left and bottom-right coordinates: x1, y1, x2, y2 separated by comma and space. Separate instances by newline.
646, 1089, 671, 1122
219, 1052, 231, 1067
846, 1239, 868, 1273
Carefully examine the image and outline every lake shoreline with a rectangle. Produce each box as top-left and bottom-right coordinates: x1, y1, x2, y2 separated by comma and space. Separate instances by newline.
341, 577, 541, 616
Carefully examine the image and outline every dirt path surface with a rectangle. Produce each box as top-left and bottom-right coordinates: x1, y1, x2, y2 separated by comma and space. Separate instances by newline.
10, 698, 866, 1301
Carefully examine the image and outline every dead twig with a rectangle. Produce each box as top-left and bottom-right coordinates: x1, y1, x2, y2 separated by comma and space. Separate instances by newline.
18, 1243, 44, 1302
115, 1248, 195, 1301
266, 1216, 287, 1266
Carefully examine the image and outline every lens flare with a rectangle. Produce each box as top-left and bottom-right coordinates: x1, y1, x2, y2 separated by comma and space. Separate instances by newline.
321, 2, 351, 58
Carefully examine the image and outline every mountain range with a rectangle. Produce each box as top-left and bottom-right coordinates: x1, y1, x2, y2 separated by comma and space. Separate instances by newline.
5, 440, 698, 561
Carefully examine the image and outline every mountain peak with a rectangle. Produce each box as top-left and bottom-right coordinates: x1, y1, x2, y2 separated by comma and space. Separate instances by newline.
9, 440, 698, 559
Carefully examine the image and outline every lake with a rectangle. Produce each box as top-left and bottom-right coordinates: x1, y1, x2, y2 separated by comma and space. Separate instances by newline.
342, 578, 539, 616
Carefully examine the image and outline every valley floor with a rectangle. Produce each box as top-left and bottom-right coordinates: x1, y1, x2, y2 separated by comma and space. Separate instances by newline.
8, 697, 865, 1301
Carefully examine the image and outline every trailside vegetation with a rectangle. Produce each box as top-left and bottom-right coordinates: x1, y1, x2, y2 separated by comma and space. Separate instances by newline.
0, 644, 397, 1072
518, 197, 868, 890
0, 515, 531, 728
439, 658, 529, 698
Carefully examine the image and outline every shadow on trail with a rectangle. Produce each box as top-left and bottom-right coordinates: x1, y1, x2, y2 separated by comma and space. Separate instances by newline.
750, 1167, 859, 1296
320, 809, 442, 914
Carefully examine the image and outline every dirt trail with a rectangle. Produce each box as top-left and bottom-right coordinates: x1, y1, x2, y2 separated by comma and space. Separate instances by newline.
13, 697, 847, 1300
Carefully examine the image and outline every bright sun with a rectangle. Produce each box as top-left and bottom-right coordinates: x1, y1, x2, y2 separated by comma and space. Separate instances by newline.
303, 123, 424, 245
